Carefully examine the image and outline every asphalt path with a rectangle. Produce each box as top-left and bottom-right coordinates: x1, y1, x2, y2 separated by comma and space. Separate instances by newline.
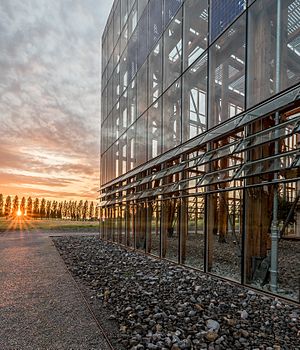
0, 230, 111, 350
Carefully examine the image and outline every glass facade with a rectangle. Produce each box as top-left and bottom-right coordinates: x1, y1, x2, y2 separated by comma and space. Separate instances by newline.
101, 0, 300, 302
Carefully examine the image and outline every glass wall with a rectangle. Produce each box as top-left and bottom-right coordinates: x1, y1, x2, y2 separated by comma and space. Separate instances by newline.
101, 0, 300, 302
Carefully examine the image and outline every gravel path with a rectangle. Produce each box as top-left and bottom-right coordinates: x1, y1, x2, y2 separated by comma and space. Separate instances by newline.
0, 230, 111, 350
53, 236, 300, 350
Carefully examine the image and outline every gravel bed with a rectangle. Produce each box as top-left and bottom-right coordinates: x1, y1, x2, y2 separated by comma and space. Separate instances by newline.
53, 236, 300, 350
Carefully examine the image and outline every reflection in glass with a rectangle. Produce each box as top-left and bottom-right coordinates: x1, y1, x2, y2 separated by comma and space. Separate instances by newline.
183, 53, 207, 142
208, 190, 243, 282
147, 200, 161, 257
162, 199, 179, 263
183, 0, 208, 69
148, 98, 162, 160
184, 196, 205, 270
164, 10, 183, 89
163, 80, 181, 152
209, 14, 245, 128
149, 40, 163, 104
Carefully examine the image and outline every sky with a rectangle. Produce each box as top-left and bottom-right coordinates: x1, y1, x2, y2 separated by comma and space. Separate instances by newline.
0, 0, 114, 201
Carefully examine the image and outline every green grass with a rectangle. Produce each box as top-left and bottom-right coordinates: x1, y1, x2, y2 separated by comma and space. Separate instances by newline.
0, 217, 99, 232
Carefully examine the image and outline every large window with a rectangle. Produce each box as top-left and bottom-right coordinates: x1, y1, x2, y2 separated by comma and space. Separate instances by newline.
163, 79, 182, 152
148, 40, 163, 105
164, 0, 182, 27
149, 0, 163, 50
182, 53, 207, 142
248, 0, 300, 107
137, 6, 148, 70
136, 113, 147, 166
183, 0, 208, 69
208, 13, 245, 128
210, 0, 246, 43
163, 9, 183, 90
137, 61, 148, 118
148, 98, 162, 160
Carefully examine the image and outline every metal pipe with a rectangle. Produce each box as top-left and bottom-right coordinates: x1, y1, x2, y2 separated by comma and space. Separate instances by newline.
270, 0, 282, 292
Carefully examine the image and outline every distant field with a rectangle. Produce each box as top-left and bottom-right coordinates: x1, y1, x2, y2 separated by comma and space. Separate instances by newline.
0, 217, 99, 232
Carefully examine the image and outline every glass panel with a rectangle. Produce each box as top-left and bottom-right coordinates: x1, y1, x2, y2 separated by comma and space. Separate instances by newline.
209, 13, 246, 128
164, 0, 183, 27
138, 0, 148, 19
184, 196, 205, 270
210, 0, 246, 43
247, 0, 276, 107
149, 0, 163, 49
281, 0, 300, 92
147, 200, 161, 257
208, 190, 243, 282
136, 113, 147, 166
113, 1, 121, 45
120, 23, 128, 55
128, 2, 138, 36
121, 0, 128, 28
182, 53, 207, 142
127, 124, 135, 171
163, 9, 183, 90
148, 40, 163, 104
126, 203, 135, 247
137, 6, 148, 70
161, 199, 179, 262
107, 18, 114, 59
120, 48, 128, 92
135, 202, 147, 251
127, 29, 138, 81
137, 61, 148, 117
128, 78, 136, 125
183, 0, 208, 69
148, 98, 162, 160
163, 80, 181, 152
245, 182, 300, 302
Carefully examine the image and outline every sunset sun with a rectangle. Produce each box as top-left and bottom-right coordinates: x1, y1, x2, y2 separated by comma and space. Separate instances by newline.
17, 210, 22, 217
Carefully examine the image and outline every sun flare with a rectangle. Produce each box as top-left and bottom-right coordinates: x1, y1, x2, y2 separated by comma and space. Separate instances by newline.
17, 210, 22, 217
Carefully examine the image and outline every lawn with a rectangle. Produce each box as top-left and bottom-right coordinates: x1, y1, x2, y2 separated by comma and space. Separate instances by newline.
0, 217, 99, 232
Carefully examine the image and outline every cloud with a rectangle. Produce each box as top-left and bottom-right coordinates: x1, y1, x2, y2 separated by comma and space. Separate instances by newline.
0, 0, 113, 200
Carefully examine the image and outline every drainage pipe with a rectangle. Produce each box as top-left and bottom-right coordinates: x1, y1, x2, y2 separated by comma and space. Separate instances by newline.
270, 0, 282, 292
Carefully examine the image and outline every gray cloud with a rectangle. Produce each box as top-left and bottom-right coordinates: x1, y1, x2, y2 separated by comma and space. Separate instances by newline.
0, 0, 113, 199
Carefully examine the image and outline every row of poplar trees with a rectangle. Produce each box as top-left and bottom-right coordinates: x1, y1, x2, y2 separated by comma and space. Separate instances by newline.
0, 194, 99, 220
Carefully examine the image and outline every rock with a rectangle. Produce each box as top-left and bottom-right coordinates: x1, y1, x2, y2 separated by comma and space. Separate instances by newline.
240, 310, 248, 319
53, 236, 300, 350
206, 319, 220, 332
205, 331, 218, 342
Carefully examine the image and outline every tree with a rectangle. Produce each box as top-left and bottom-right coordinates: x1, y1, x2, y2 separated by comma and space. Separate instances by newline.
33, 198, 39, 219
27, 197, 32, 218
62, 200, 68, 219
0, 194, 4, 217
46, 201, 51, 219
57, 202, 63, 219
20, 197, 26, 217
4, 196, 11, 218
95, 206, 100, 220
72, 201, 77, 220
12, 195, 19, 217
40, 198, 46, 219
51, 201, 57, 218
77, 200, 83, 220
89, 201, 94, 220
82, 200, 88, 221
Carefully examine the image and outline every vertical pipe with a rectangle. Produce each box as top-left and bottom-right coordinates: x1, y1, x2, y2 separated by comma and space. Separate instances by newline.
270, 0, 281, 292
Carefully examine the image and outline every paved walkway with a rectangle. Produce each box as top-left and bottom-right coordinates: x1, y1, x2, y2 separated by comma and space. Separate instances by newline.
0, 230, 111, 350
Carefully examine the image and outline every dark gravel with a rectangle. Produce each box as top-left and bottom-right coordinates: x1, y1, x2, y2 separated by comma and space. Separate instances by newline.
53, 236, 300, 350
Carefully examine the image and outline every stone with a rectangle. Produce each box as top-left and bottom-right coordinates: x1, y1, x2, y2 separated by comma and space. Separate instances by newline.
205, 331, 218, 342
206, 319, 220, 332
